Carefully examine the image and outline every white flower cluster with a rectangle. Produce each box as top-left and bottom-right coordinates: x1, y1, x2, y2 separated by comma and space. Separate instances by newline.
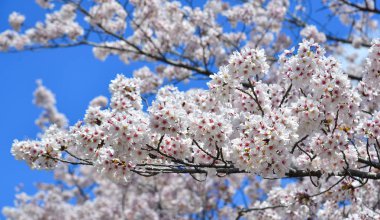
154, 134, 192, 161
228, 48, 269, 81
8, 12, 25, 32
157, 65, 192, 82
10, 40, 380, 185
183, 89, 220, 113
291, 97, 325, 136
208, 66, 238, 102
109, 74, 142, 111
5, 0, 380, 217
3, 168, 261, 220
89, 95, 108, 108
281, 40, 326, 89
148, 86, 188, 136
0, 4, 82, 51
36, 0, 54, 9
232, 110, 298, 176
232, 81, 272, 115
12, 125, 67, 169
27, 4, 83, 43
357, 39, 380, 111
188, 111, 232, 162
300, 25, 326, 43
305, 131, 358, 173
0, 30, 29, 51
0, 0, 295, 92
357, 111, 380, 145
85, 0, 127, 34
34, 80, 68, 129
132, 66, 163, 93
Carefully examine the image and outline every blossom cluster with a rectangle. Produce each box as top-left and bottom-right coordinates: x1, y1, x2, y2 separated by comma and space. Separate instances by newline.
232, 110, 298, 176
8, 12, 25, 32
0, 0, 293, 89
12, 125, 67, 169
85, 0, 127, 34
4, 163, 380, 219
33, 80, 68, 129
323, 0, 378, 48
11, 40, 380, 186
4, 0, 380, 218
357, 39, 380, 111
300, 25, 326, 43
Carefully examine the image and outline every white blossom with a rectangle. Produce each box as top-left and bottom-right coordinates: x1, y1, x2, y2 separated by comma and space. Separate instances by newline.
8, 12, 25, 32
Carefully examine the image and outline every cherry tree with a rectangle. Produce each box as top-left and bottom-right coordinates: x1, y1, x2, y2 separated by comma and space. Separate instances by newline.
2, 0, 380, 219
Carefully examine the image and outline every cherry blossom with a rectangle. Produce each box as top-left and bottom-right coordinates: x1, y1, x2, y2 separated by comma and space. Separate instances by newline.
8, 12, 25, 32
3, 0, 380, 218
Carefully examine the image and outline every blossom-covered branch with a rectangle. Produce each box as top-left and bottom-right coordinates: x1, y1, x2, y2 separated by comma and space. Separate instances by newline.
4, 0, 380, 219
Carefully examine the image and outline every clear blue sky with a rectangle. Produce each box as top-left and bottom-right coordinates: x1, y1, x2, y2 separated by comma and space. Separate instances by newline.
0, 0, 371, 218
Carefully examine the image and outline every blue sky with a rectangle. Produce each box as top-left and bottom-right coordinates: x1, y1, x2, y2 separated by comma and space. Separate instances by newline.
0, 0, 376, 218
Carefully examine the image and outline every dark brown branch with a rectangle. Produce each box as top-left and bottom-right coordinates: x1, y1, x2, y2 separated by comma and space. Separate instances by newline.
42, 154, 94, 166
192, 139, 218, 164
290, 135, 309, 154
236, 205, 288, 220
64, 149, 92, 163
248, 79, 265, 116
332, 109, 340, 135
278, 83, 292, 108
339, 0, 380, 14
310, 176, 346, 197
70, 0, 215, 77
285, 15, 372, 48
